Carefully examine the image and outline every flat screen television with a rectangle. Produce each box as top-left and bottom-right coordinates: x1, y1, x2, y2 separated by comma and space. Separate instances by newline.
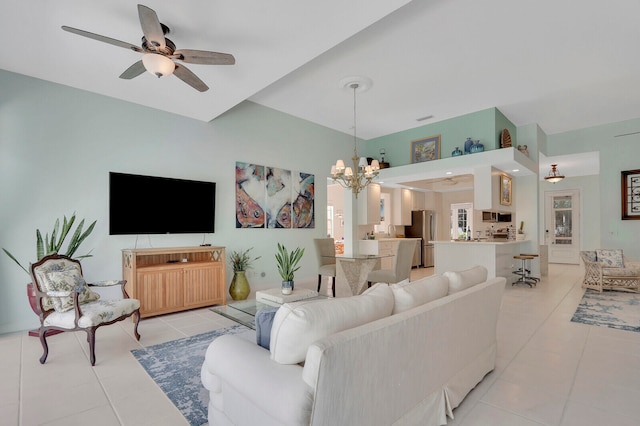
109, 172, 216, 235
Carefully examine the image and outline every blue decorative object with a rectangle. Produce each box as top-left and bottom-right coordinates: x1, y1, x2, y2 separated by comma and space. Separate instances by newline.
463, 137, 474, 154
132, 324, 251, 425
256, 307, 279, 349
451, 147, 463, 157
470, 140, 485, 153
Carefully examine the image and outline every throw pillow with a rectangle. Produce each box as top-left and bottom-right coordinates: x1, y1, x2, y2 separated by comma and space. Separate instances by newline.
255, 307, 279, 350
582, 251, 597, 262
40, 268, 100, 312
444, 265, 488, 295
269, 283, 394, 365
596, 249, 625, 268
390, 274, 450, 314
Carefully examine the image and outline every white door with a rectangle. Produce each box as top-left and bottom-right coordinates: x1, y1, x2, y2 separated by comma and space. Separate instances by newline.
545, 189, 580, 264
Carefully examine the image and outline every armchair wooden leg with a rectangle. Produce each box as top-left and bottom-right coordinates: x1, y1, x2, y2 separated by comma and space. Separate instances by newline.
133, 309, 141, 341
317, 275, 322, 292
331, 277, 336, 297
39, 327, 49, 364
87, 328, 97, 366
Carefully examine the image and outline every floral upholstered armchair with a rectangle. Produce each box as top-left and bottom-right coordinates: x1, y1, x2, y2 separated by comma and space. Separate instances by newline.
30, 254, 141, 365
580, 249, 640, 293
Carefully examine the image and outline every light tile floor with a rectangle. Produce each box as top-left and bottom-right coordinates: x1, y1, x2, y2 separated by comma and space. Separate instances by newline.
1, 264, 639, 425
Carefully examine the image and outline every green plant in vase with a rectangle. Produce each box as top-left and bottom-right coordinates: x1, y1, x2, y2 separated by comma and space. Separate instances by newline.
2, 212, 96, 322
275, 243, 304, 295
3, 212, 96, 276
228, 248, 260, 300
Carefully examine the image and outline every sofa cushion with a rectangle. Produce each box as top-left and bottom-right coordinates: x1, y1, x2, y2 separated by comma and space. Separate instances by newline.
270, 283, 394, 365
390, 275, 449, 314
444, 265, 488, 295
596, 249, 625, 268
255, 307, 279, 350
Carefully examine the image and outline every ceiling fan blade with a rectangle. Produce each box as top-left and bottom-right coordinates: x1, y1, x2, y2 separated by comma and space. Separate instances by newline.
173, 64, 209, 92
61, 26, 142, 53
119, 61, 146, 79
138, 4, 166, 50
174, 49, 235, 65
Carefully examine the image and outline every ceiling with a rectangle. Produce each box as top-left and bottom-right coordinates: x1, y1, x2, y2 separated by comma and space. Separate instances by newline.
3, 1, 640, 141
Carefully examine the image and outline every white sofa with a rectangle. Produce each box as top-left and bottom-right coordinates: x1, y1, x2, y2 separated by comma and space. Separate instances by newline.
201, 266, 505, 426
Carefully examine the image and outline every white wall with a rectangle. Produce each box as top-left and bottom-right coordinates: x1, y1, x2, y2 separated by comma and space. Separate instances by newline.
0, 70, 352, 334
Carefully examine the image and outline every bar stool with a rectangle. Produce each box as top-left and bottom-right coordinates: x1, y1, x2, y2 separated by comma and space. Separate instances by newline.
520, 253, 540, 283
513, 255, 536, 287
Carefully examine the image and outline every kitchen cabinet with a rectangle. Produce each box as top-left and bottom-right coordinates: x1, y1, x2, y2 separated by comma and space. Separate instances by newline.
392, 188, 412, 226
412, 190, 425, 210
357, 183, 381, 225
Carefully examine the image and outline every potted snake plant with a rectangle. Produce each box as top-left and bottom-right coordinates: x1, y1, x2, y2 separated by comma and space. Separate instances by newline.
228, 247, 261, 300
3, 212, 96, 316
275, 243, 304, 295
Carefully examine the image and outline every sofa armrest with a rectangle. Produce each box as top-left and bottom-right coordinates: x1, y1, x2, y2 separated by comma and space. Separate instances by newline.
203, 335, 314, 425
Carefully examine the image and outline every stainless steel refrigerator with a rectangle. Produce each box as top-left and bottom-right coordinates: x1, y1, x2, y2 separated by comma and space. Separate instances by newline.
406, 210, 436, 267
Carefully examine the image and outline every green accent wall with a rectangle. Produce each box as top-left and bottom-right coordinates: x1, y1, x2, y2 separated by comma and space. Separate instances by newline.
363, 107, 517, 167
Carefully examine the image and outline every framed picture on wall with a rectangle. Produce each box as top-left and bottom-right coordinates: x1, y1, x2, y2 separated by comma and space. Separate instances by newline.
621, 169, 640, 220
500, 174, 512, 206
410, 135, 441, 163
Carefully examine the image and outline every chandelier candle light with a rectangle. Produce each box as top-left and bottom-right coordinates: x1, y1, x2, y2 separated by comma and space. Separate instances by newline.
331, 77, 379, 198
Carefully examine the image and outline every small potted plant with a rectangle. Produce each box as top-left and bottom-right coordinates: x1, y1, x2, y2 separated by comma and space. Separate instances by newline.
228, 248, 260, 300
275, 243, 304, 295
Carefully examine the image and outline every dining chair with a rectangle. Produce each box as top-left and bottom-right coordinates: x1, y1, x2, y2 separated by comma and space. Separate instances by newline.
367, 239, 417, 287
314, 238, 336, 297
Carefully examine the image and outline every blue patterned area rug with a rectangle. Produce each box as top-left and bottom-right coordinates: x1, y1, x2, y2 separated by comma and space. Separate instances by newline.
571, 290, 640, 332
132, 324, 250, 425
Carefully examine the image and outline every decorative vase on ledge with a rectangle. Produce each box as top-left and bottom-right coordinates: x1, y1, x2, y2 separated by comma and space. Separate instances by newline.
451, 147, 463, 157
464, 137, 474, 154
470, 140, 485, 153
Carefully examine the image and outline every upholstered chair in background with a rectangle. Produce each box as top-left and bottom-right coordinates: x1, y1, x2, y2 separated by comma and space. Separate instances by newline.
367, 239, 417, 287
314, 238, 336, 297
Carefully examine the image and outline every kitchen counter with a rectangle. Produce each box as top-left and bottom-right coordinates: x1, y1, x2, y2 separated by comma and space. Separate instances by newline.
431, 240, 526, 245
432, 240, 529, 282
373, 237, 422, 241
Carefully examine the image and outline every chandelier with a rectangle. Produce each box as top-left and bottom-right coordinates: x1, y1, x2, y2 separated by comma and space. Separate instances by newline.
331, 78, 379, 198
544, 164, 565, 183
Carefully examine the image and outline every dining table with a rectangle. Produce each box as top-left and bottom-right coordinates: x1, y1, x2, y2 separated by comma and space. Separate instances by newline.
324, 254, 394, 295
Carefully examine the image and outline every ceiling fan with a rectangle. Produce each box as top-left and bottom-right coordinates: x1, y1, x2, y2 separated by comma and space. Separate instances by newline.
61, 4, 235, 92
431, 177, 459, 185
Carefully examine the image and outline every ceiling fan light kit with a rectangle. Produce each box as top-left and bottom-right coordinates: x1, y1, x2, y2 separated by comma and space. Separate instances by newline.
61, 4, 235, 92
142, 53, 175, 77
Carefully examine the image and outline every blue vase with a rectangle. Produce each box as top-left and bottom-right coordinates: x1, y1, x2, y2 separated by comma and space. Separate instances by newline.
451, 147, 463, 157
464, 137, 474, 154
470, 141, 484, 153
